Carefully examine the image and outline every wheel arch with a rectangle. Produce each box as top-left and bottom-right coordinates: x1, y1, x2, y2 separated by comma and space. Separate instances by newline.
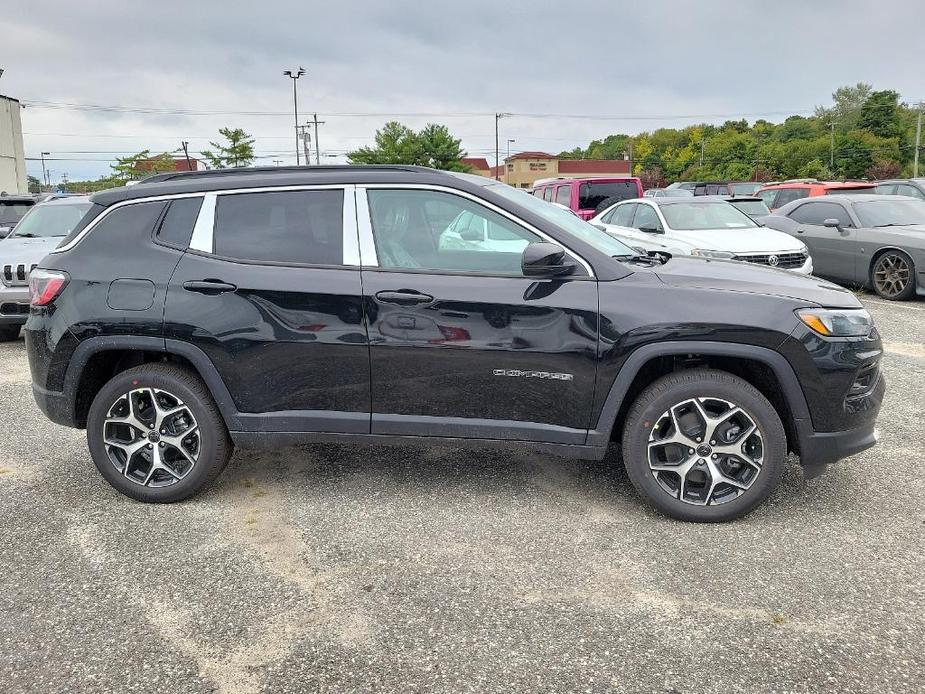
64, 336, 240, 430
588, 341, 813, 456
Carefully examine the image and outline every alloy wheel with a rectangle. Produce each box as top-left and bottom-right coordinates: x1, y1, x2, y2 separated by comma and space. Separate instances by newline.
647, 396, 764, 506
873, 253, 911, 299
103, 387, 200, 487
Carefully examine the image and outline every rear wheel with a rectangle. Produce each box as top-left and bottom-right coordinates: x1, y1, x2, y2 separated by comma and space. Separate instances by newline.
621, 369, 786, 522
871, 250, 916, 300
86, 363, 232, 502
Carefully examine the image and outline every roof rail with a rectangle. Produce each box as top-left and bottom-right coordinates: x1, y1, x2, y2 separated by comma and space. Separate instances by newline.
781, 178, 818, 184
136, 164, 437, 185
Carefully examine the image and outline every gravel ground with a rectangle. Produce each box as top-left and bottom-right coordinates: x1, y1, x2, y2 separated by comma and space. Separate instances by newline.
1, 296, 922, 694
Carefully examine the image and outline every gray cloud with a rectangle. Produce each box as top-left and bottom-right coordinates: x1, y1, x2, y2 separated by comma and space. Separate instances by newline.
2, 0, 920, 181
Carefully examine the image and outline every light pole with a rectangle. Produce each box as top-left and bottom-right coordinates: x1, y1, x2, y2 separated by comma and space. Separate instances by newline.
506, 139, 515, 183
40, 152, 50, 190
494, 113, 511, 180
283, 67, 306, 165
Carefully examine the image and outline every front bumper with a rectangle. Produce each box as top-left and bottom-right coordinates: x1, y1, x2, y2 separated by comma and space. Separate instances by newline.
0, 285, 30, 325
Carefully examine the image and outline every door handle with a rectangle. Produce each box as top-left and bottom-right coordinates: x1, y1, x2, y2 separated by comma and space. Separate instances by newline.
183, 279, 237, 295
375, 290, 434, 306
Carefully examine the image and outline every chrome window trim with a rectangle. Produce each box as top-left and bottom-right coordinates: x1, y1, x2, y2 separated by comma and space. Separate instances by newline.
189, 193, 216, 252
52, 192, 205, 254
356, 183, 595, 277
353, 187, 379, 266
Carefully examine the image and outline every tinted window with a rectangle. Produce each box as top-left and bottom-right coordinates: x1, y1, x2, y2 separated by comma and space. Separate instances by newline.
633, 204, 662, 231
213, 190, 344, 265
9, 202, 92, 238
825, 186, 875, 196
0, 202, 33, 224
876, 183, 897, 195
555, 185, 571, 206
774, 188, 810, 207
854, 199, 925, 227
367, 189, 541, 275
578, 181, 638, 210
896, 184, 925, 200
77, 201, 166, 247
789, 202, 852, 226
156, 197, 203, 248
542, 187, 553, 202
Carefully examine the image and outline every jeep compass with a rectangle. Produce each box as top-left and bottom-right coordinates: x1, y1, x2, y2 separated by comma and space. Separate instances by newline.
25, 166, 884, 522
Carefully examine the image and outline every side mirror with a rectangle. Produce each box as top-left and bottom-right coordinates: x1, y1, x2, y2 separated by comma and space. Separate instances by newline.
522, 242, 577, 277
458, 228, 483, 241
822, 218, 840, 228
638, 225, 662, 234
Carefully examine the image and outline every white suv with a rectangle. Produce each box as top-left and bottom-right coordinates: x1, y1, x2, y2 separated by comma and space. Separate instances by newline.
591, 197, 813, 274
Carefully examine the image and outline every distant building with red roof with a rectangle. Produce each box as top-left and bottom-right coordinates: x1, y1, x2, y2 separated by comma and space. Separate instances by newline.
475, 150, 632, 188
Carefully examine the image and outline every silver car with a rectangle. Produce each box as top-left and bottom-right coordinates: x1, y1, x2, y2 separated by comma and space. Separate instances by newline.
0, 196, 92, 339
761, 194, 925, 301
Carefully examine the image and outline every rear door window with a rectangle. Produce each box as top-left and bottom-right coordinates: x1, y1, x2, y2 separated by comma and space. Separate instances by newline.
554, 185, 571, 206
774, 188, 810, 207
212, 189, 344, 265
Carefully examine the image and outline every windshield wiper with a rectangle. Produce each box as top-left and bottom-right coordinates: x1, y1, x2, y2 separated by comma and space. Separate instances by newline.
612, 253, 664, 266
873, 223, 913, 228
13, 232, 37, 238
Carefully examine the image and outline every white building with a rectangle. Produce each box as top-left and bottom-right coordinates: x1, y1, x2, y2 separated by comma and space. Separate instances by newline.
0, 95, 27, 194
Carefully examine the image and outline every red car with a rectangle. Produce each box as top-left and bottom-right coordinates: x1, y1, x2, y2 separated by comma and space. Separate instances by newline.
756, 180, 876, 211
533, 177, 643, 220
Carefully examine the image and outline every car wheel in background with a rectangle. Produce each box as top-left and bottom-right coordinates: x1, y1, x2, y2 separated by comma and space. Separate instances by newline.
871, 250, 916, 301
621, 369, 786, 522
86, 363, 233, 503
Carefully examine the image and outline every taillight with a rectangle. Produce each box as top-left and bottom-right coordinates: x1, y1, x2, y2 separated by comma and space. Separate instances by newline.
29, 268, 69, 307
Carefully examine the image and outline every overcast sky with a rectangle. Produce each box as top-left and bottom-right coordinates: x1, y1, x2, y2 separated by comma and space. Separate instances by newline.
3, 0, 923, 183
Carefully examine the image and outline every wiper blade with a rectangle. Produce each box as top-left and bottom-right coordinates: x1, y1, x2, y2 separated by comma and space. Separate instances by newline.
873, 223, 910, 228
13, 232, 37, 238
612, 253, 663, 265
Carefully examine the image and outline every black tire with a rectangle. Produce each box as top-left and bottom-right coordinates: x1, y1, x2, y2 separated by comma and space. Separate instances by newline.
0, 325, 20, 341
621, 368, 786, 522
594, 195, 627, 215
870, 250, 916, 301
86, 363, 232, 503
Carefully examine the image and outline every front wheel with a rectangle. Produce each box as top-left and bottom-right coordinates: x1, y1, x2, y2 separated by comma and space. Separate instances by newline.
621, 369, 786, 522
86, 363, 232, 502
871, 251, 916, 301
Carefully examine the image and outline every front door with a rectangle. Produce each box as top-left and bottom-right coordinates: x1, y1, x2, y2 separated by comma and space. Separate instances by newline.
358, 187, 600, 444
789, 201, 857, 281
164, 186, 370, 433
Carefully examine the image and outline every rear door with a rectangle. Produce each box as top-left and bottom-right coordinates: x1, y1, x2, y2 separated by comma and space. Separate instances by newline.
787, 200, 857, 280
357, 186, 600, 443
164, 186, 370, 433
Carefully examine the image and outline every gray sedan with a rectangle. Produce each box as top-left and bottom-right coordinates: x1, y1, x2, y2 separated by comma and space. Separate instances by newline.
760, 194, 925, 300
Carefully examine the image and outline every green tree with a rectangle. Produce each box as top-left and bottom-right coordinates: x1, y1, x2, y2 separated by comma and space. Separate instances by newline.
858, 90, 902, 139
348, 121, 468, 170
27, 175, 41, 193
201, 127, 256, 168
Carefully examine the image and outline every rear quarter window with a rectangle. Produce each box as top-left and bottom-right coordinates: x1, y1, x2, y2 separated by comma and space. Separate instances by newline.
774, 188, 810, 207
156, 197, 203, 248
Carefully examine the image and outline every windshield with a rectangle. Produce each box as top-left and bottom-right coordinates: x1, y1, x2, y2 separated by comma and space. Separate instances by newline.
577, 181, 638, 210
9, 202, 92, 238
488, 184, 638, 257
0, 202, 34, 226
661, 202, 758, 230
854, 199, 925, 227
731, 200, 771, 217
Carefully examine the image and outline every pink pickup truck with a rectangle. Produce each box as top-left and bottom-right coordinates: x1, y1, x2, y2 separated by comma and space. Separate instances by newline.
532, 177, 644, 220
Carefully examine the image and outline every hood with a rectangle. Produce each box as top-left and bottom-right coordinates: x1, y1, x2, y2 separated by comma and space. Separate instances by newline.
664, 226, 805, 253
0, 236, 62, 263
652, 255, 860, 308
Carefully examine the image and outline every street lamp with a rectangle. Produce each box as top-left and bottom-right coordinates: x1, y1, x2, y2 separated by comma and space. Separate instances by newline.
40, 152, 50, 190
283, 67, 306, 165
505, 139, 515, 183
494, 113, 512, 180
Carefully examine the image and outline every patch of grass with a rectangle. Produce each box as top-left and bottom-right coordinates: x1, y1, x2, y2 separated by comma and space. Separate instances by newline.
769, 612, 790, 626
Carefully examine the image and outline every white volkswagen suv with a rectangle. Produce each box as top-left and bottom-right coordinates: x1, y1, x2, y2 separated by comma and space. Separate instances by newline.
590, 197, 813, 274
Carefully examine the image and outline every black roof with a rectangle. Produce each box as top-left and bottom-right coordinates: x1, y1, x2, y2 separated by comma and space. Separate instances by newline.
91, 165, 487, 206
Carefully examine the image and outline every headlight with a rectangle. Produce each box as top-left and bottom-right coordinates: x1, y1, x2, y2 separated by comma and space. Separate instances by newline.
796, 308, 872, 337
691, 249, 735, 259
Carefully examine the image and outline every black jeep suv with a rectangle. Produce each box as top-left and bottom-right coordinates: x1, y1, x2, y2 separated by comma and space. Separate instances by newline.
25, 166, 884, 521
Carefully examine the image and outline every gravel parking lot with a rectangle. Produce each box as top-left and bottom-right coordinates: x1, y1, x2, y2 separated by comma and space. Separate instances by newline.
1, 296, 922, 694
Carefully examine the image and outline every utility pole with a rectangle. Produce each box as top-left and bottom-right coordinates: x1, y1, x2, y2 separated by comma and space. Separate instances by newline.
914, 104, 922, 178
273, 159, 284, 167
283, 67, 306, 165
61, 172, 68, 192
298, 124, 312, 165
40, 152, 49, 190
494, 113, 511, 180
829, 120, 836, 169
628, 138, 634, 176
180, 141, 192, 170
313, 113, 324, 165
